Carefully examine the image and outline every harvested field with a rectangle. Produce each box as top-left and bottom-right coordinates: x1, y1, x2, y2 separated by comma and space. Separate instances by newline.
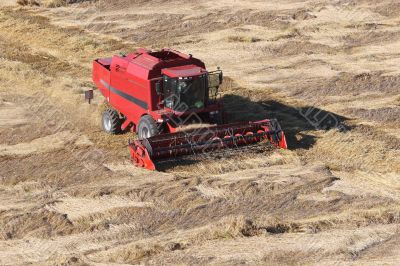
0, 0, 399, 265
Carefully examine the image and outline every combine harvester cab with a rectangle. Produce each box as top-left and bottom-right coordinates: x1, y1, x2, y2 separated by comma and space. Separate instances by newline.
91, 48, 287, 170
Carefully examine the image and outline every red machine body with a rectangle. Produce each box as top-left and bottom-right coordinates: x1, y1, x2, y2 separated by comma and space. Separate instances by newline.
93, 48, 221, 133
92, 48, 287, 170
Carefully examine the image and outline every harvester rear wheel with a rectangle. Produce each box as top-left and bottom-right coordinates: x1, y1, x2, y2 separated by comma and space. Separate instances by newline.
102, 108, 122, 134
138, 115, 159, 139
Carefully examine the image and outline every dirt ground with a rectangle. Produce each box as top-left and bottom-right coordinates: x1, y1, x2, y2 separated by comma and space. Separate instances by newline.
0, 0, 399, 265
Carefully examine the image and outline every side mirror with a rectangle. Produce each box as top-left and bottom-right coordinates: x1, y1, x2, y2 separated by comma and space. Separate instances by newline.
155, 82, 162, 95
217, 66, 223, 84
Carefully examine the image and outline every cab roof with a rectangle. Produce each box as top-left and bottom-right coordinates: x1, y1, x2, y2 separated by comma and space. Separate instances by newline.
161, 65, 205, 78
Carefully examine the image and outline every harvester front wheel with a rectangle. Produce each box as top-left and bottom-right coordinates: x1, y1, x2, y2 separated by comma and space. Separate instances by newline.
102, 108, 122, 134
138, 115, 159, 139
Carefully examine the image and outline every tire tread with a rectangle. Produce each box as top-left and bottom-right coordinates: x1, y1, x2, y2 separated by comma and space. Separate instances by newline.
102, 108, 122, 134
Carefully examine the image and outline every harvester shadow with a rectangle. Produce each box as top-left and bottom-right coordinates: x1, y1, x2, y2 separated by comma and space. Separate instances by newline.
156, 94, 349, 171
222, 94, 349, 150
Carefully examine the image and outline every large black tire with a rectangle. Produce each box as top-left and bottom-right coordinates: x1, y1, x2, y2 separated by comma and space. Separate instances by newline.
137, 115, 159, 139
102, 108, 122, 134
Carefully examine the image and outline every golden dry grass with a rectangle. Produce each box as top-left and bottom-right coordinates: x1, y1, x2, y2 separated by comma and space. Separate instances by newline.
16, 0, 39, 6
0, 1, 399, 265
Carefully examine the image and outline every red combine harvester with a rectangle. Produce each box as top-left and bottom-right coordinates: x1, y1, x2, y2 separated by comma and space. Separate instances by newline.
91, 48, 287, 170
